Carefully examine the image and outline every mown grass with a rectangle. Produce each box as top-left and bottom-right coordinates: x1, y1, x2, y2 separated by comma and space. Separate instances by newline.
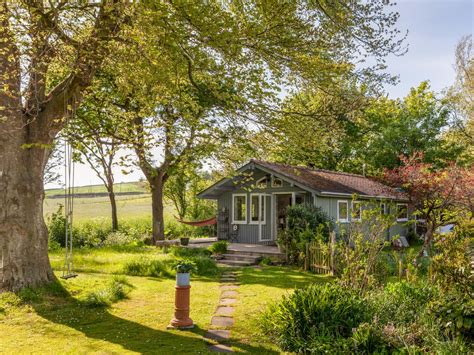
1, 246, 326, 354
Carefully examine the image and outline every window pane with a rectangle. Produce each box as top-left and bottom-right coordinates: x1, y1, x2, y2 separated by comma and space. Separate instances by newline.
272, 178, 282, 187
338, 202, 348, 220
397, 204, 408, 220
251, 195, 259, 222
380, 203, 386, 215
261, 196, 265, 222
353, 202, 361, 220
234, 196, 246, 221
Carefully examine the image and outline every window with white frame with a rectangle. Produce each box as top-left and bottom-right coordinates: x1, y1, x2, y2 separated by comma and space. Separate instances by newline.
250, 194, 266, 224
337, 200, 349, 222
397, 203, 408, 222
272, 177, 283, 188
352, 201, 362, 221
232, 194, 247, 223
380, 202, 387, 215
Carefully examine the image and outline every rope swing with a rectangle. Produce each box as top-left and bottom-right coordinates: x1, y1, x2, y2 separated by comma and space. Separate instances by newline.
61, 97, 78, 280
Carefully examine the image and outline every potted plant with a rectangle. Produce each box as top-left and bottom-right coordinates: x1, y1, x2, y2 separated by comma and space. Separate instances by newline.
175, 260, 196, 286
180, 236, 190, 246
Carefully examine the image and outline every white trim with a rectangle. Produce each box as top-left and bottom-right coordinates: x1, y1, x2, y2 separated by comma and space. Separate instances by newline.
231, 193, 247, 224
291, 192, 296, 205
337, 200, 349, 223
351, 201, 362, 221
249, 193, 266, 225
396, 203, 408, 222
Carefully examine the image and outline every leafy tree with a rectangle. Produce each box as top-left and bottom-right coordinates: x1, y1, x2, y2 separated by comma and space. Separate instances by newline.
363, 82, 457, 172
266, 82, 369, 172
384, 153, 473, 264
0, 1, 129, 291
0, 0, 405, 289
443, 35, 474, 166
94, 1, 406, 243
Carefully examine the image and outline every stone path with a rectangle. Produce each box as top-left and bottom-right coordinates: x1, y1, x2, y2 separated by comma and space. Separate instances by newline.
204, 270, 240, 353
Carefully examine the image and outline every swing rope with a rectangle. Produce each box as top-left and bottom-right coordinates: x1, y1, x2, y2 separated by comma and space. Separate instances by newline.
62, 97, 78, 280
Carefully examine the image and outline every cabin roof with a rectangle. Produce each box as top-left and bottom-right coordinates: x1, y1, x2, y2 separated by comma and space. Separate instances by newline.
198, 159, 408, 201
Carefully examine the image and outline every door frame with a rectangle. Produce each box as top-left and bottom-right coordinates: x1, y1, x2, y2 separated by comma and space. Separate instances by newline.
271, 192, 295, 241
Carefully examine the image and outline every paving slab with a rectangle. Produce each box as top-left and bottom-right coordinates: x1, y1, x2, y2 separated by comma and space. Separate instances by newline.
208, 344, 234, 353
220, 277, 237, 282
211, 316, 235, 327
221, 290, 238, 298
220, 285, 239, 291
219, 298, 237, 306
204, 329, 231, 342
215, 306, 234, 316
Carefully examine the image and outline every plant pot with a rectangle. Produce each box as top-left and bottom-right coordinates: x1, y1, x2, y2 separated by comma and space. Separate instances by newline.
176, 272, 190, 286
180, 237, 190, 246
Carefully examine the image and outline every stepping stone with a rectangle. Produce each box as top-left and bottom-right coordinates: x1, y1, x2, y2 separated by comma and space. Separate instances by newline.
220, 277, 237, 281
204, 329, 231, 342
221, 290, 238, 298
211, 316, 234, 327
219, 298, 237, 306
215, 306, 234, 316
208, 344, 233, 353
220, 285, 239, 291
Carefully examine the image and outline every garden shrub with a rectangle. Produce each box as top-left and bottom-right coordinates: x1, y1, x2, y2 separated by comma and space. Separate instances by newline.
260, 283, 370, 353
368, 280, 436, 325
122, 257, 173, 278
208, 241, 228, 255
47, 205, 68, 247
428, 291, 474, 340
278, 204, 332, 266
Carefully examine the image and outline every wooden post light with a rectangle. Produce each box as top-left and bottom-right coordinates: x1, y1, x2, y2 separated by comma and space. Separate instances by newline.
168, 262, 194, 329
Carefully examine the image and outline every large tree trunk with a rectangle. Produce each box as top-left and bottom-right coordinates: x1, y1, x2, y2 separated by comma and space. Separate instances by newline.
0, 129, 55, 291
150, 175, 166, 244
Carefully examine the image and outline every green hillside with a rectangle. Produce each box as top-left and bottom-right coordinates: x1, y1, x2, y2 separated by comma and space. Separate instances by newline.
45, 181, 148, 197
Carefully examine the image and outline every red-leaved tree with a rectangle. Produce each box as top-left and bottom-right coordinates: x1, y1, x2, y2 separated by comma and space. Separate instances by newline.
384, 153, 473, 263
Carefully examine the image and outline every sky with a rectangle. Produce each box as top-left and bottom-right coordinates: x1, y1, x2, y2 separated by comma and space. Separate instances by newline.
47, 0, 474, 189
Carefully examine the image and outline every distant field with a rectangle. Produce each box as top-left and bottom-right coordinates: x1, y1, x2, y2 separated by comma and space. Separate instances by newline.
45, 181, 148, 197
44, 182, 174, 223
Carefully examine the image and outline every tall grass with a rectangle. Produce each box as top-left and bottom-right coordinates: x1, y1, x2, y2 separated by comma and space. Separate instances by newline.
84, 276, 134, 307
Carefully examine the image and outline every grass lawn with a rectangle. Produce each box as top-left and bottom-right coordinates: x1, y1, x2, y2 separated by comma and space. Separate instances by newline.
0, 247, 327, 354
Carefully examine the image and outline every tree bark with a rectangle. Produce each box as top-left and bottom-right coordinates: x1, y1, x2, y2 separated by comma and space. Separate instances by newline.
0, 2, 126, 291
150, 175, 166, 244
0, 128, 55, 291
108, 188, 119, 232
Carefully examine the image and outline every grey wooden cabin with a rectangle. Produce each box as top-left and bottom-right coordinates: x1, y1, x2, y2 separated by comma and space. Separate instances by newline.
198, 159, 410, 245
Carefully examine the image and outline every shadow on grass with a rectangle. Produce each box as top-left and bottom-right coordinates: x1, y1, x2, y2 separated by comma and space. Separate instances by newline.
238, 265, 333, 289
15, 279, 272, 354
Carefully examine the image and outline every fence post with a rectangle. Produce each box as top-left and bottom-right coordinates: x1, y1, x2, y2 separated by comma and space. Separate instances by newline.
305, 242, 309, 271
330, 231, 336, 276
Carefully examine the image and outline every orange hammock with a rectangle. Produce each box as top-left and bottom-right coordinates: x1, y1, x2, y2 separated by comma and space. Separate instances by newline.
176, 216, 217, 227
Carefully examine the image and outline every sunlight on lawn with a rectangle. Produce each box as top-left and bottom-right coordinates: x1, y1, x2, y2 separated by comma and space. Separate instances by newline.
0, 248, 326, 354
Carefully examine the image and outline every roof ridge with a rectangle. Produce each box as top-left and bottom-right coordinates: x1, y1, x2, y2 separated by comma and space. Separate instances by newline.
251, 159, 370, 179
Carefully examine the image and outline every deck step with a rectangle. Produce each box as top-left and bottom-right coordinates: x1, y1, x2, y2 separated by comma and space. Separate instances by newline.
218, 259, 256, 267
221, 253, 261, 262
226, 249, 283, 258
